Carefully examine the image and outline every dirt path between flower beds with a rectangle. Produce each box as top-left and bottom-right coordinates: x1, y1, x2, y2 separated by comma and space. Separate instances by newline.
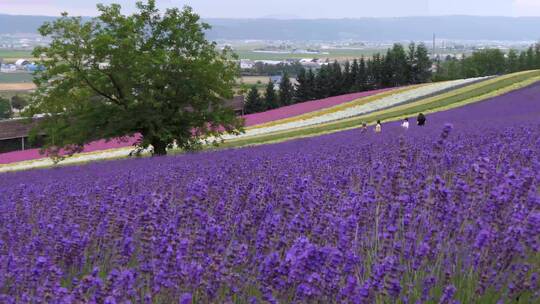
0, 83, 36, 91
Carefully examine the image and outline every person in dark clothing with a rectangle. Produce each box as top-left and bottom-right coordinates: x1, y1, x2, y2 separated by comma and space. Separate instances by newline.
361, 122, 368, 132
417, 113, 427, 126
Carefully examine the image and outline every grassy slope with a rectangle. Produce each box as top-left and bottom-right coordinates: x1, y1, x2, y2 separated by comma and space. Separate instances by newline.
220, 70, 540, 149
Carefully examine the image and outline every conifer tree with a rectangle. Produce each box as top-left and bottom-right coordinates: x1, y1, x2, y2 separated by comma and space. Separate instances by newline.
295, 68, 313, 102
342, 60, 353, 93
350, 59, 359, 91
315, 64, 331, 99
330, 60, 343, 95
357, 57, 368, 90
415, 43, 432, 83
306, 69, 316, 100
264, 80, 279, 109
244, 85, 265, 114
279, 72, 294, 106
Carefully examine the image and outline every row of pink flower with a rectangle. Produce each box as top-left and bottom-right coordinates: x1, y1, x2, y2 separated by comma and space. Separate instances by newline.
0, 88, 393, 165
243, 88, 392, 126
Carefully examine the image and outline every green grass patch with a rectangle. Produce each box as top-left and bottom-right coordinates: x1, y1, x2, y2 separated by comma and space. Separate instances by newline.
235, 48, 385, 61
0, 73, 35, 83
0, 49, 34, 59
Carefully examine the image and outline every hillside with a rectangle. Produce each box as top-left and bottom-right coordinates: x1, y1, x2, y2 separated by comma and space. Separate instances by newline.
1, 72, 539, 302
1, 70, 539, 172
2, 14, 540, 41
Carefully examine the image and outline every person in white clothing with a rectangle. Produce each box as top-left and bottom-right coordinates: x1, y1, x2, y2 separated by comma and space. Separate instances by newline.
401, 118, 410, 129
375, 120, 382, 133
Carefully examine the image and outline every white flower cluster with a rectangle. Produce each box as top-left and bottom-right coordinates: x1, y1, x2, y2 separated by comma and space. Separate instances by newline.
224, 77, 490, 140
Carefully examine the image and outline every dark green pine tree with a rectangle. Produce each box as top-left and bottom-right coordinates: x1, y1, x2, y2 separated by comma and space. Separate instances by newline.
525, 46, 536, 70
279, 72, 294, 106
357, 57, 368, 90
350, 59, 359, 91
518, 51, 528, 71
264, 80, 279, 109
506, 49, 519, 73
367, 55, 380, 89
244, 85, 265, 114
329, 60, 343, 96
295, 68, 311, 103
407, 42, 417, 84
534, 42, 540, 69
415, 43, 432, 83
315, 64, 331, 99
383, 43, 408, 87
0, 97, 12, 119
342, 60, 353, 93
306, 69, 316, 100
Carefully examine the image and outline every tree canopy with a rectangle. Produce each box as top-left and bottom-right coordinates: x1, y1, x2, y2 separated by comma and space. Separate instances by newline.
279, 72, 294, 106
244, 86, 265, 114
27, 0, 243, 157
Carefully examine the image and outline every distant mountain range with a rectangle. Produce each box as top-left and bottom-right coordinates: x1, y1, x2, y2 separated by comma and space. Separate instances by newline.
1, 14, 540, 41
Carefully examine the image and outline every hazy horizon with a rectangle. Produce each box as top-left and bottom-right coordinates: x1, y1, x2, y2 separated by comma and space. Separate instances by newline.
1, 0, 539, 18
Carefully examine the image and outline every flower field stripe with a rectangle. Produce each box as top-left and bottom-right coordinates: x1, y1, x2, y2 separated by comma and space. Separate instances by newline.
242, 87, 396, 127
246, 85, 421, 130
356, 70, 540, 123
224, 77, 490, 140
221, 70, 540, 148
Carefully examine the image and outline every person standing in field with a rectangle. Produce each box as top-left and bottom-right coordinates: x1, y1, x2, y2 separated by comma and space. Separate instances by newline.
375, 120, 382, 133
401, 118, 410, 129
361, 122, 368, 133
417, 113, 427, 126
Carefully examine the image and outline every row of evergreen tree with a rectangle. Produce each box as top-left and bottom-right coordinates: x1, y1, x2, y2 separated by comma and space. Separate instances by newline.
244, 42, 540, 114
434, 43, 540, 81
244, 42, 432, 114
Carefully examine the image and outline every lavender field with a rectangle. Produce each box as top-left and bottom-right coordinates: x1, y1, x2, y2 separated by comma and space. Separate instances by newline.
1, 83, 540, 303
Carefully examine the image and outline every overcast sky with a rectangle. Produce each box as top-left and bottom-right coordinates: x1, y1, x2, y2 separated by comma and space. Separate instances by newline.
1, 0, 540, 18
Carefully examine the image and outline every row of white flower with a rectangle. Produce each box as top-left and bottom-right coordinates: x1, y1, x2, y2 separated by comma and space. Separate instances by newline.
222, 77, 490, 140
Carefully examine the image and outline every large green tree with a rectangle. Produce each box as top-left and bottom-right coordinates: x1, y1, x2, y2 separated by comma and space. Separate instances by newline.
27, 1, 243, 157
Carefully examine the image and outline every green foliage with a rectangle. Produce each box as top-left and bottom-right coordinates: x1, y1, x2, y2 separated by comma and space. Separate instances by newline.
414, 43, 432, 83
27, 0, 243, 157
264, 80, 279, 109
279, 72, 294, 106
434, 43, 540, 81
462, 49, 506, 78
292, 43, 432, 103
241, 62, 304, 77
10, 95, 29, 110
0, 97, 12, 119
294, 68, 315, 102
244, 86, 265, 114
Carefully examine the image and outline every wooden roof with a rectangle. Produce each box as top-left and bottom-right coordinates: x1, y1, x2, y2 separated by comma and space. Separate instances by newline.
224, 95, 245, 111
0, 118, 41, 140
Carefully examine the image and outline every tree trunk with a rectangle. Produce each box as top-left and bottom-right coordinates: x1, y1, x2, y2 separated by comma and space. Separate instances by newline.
151, 138, 167, 156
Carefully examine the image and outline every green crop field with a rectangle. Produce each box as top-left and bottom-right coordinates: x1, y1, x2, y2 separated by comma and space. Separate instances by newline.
0, 73, 35, 83
0, 50, 35, 63
234, 48, 386, 61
